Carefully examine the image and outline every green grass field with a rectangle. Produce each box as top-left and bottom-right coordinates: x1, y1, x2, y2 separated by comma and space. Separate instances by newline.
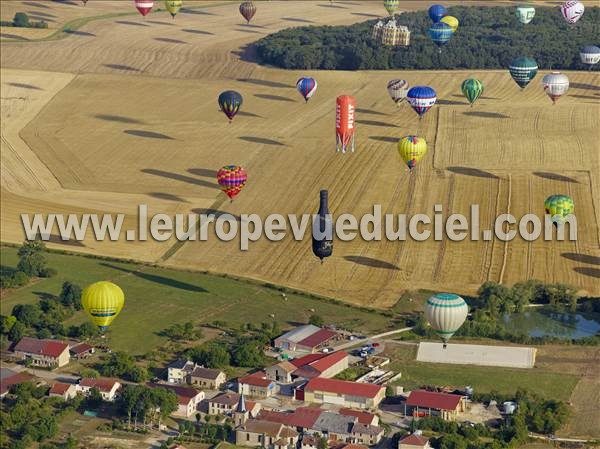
1, 246, 391, 354
386, 344, 579, 402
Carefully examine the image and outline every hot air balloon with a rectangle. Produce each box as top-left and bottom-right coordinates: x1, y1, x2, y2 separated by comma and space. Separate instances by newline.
165, 0, 182, 18
217, 165, 248, 201
218, 90, 243, 123
461, 78, 484, 107
135, 0, 154, 17
545, 194, 574, 226
429, 22, 454, 50
424, 293, 468, 348
336, 95, 356, 153
406, 86, 437, 119
82, 0, 88, 6
509, 56, 538, 89
387, 79, 409, 105
561, 0, 584, 24
82, 281, 125, 332
296, 77, 318, 103
440, 15, 458, 32
542, 72, 569, 104
580, 45, 600, 68
239, 1, 256, 24
428, 4, 448, 23
312, 190, 333, 263
398, 136, 427, 170
516, 5, 535, 24
383, 0, 400, 16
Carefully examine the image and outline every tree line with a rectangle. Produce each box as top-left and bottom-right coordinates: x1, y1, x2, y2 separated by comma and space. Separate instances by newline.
255, 6, 599, 70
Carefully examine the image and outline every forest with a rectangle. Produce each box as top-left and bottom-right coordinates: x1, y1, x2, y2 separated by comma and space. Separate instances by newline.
255, 6, 599, 70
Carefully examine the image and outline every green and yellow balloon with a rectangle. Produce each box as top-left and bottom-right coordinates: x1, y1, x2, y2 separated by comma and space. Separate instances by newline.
82, 281, 125, 332
398, 136, 427, 171
440, 15, 459, 32
165, 0, 182, 18
383, 0, 400, 16
544, 195, 574, 227
461, 78, 484, 107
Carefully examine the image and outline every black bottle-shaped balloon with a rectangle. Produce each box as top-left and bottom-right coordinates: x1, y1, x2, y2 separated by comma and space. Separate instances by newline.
312, 190, 333, 263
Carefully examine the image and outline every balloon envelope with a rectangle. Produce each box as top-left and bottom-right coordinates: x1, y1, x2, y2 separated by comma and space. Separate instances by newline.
516, 5, 535, 24
217, 165, 248, 200
509, 56, 538, 89
461, 78, 484, 106
561, 0, 584, 24
429, 22, 453, 47
383, 0, 400, 16
165, 0, 182, 17
239, 1, 256, 23
218, 90, 243, 122
545, 194, 574, 226
82, 281, 125, 332
542, 72, 569, 104
398, 136, 427, 170
336, 95, 356, 153
440, 15, 459, 32
424, 293, 468, 344
406, 86, 437, 118
296, 77, 318, 102
428, 4, 448, 22
580, 45, 600, 65
135, 0, 153, 16
387, 79, 409, 105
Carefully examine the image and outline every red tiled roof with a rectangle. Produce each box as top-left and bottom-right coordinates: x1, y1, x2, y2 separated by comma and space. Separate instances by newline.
80, 377, 120, 393
14, 337, 69, 358
399, 434, 429, 446
309, 351, 348, 373
239, 372, 273, 388
290, 353, 326, 368
406, 390, 462, 411
0, 372, 35, 395
297, 329, 338, 348
258, 406, 323, 428
291, 352, 349, 379
147, 383, 201, 404
339, 408, 376, 425
305, 378, 383, 399
49, 382, 73, 395
70, 343, 93, 355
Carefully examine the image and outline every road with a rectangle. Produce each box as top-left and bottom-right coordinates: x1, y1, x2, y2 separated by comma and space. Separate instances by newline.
528, 433, 594, 444
333, 327, 414, 351
5, 363, 81, 384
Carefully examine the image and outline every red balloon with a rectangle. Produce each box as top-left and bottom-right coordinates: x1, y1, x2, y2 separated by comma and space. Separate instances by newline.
217, 165, 248, 200
336, 95, 356, 153
135, 0, 154, 17
239, 1, 256, 24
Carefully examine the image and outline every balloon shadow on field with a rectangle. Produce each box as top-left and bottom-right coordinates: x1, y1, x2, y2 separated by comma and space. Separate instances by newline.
351, 12, 380, 17
317, 3, 348, 8
282, 17, 315, 23
147, 20, 177, 26
142, 169, 220, 189
236, 28, 262, 34
148, 192, 189, 203
237, 78, 292, 89
115, 20, 150, 27
100, 263, 208, 292
573, 267, 600, 278
344, 256, 399, 270
570, 94, 599, 101
232, 44, 259, 63
182, 29, 215, 35
463, 111, 509, 119
124, 130, 174, 140
447, 166, 498, 179
64, 29, 95, 37
438, 99, 467, 106
187, 168, 218, 178
180, 8, 218, 16
154, 37, 187, 44
533, 172, 579, 184
562, 253, 600, 266
29, 15, 56, 22
23, 1, 51, 8
104, 64, 141, 72
356, 108, 388, 117
0, 33, 29, 41
40, 234, 86, 247
369, 136, 397, 143
356, 119, 399, 128
95, 114, 144, 124
238, 110, 263, 118
6, 82, 43, 90
570, 82, 600, 92
254, 93, 295, 102
26, 10, 56, 18
239, 136, 286, 147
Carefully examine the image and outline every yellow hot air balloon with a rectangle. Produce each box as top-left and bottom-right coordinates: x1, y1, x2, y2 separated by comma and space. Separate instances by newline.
440, 15, 459, 32
165, 0, 182, 18
82, 281, 125, 332
398, 136, 427, 170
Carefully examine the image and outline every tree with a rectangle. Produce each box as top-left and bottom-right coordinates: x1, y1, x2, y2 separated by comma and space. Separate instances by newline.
59, 282, 83, 310
309, 314, 324, 327
8, 320, 26, 342
187, 343, 231, 369
17, 240, 50, 277
232, 342, 265, 367
85, 387, 103, 408
13, 12, 30, 27
35, 415, 58, 442
0, 315, 17, 334
12, 303, 41, 327
317, 436, 328, 449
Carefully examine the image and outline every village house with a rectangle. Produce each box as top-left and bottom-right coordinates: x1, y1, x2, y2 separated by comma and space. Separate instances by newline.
310, 411, 355, 442
69, 343, 95, 360
238, 371, 277, 398
208, 392, 261, 417
0, 369, 36, 399
267, 352, 349, 384
13, 337, 70, 368
398, 433, 431, 449
274, 325, 339, 353
49, 382, 77, 401
349, 422, 384, 445
167, 359, 196, 384
404, 390, 467, 421
77, 378, 121, 402
299, 378, 385, 410
340, 409, 379, 426
236, 419, 299, 449
189, 366, 226, 389
148, 383, 205, 418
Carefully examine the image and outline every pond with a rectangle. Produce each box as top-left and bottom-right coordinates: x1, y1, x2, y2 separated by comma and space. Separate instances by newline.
502, 308, 600, 340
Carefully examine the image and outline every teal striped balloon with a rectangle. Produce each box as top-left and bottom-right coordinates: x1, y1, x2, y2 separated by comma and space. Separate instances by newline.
424, 293, 468, 346
509, 56, 538, 89
461, 78, 484, 106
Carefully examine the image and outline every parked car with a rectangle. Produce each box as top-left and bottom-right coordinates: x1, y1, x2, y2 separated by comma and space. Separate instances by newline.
372, 342, 380, 347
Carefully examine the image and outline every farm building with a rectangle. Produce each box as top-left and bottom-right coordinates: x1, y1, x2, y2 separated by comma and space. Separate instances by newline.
236, 419, 299, 449
12, 337, 70, 368
77, 378, 121, 402
266, 352, 349, 383
148, 383, 204, 418
49, 382, 77, 401
298, 378, 385, 410
189, 366, 226, 389
274, 325, 338, 353
239, 372, 277, 398
208, 392, 261, 417
339, 408, 379, 426
0, 369, 36, 399
398, 433, 431, 449
69, 343, 94, 359
404, 390, 467, 421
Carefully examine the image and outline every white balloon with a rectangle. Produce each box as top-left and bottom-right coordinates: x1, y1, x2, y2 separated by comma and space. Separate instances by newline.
424, 293, 468, 345
560, 0, 584, 24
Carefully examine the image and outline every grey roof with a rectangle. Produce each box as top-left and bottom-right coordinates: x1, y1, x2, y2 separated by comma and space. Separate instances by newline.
276, 325, 321, 344
351, 423, 383, 436
312, 412, 356, 435
190, 367, 222, 380
168, 359, 191, 369
237, 394, 247, 413
0, 368, 17, 381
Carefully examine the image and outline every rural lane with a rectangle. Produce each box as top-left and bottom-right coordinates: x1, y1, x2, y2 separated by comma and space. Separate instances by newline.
333, 327, 414, 351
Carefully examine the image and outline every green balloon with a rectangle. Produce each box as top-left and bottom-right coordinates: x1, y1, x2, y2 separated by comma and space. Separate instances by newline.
461, 78, 484, 106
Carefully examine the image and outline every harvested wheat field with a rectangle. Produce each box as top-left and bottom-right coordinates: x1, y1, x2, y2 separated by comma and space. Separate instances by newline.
1, 0, 599, 308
